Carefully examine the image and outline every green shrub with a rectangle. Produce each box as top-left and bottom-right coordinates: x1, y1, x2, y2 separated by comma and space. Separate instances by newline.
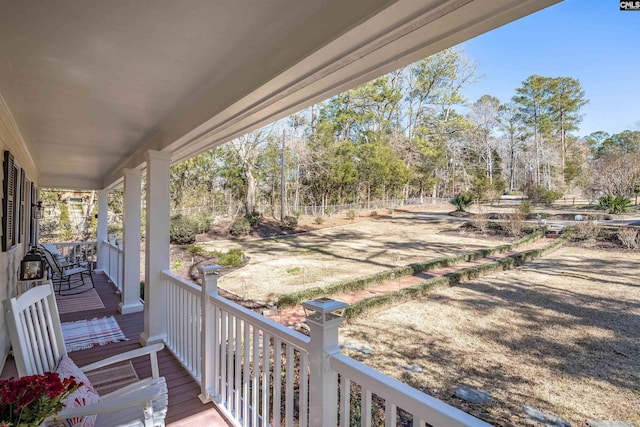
598, 194, 613, 210
171, 258, 183, 271
218, 248, 244, 267
59, 202, 74, 241
107, 224, 123, 237
471, 174, 492, 201
520, 200, 533, 214
230, 217, 251, 236
450, 192, 473, 212
286, 266, 302, 275
370, 210, 377, 217
206, 249, 220, 258
346, 209, 357, 220
527, 186, 562, 205
170, 214, 199, 244
599, 194, 632, 214
192, 212, 212, 234
186, 245, 205, 254
283, 215, 298, 229
314, 216, 324, 225
245, 210, 262, 226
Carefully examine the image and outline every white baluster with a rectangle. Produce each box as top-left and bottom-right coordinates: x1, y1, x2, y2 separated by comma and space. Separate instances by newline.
285, 344, 294, 425
273, 337, 282, 427
299, 351, 308, 427
234, 317, 242, 415
242, 322, 250, 425
261, 332, 270, 427
251, 327, 259, 427
385, 401, 396, 427
340, 376, 350, 426
362, 388, 371, 427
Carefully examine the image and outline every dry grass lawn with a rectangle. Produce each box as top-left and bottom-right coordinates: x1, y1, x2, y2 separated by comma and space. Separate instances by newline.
340, 246, 640, 426
201, 207, 509, 303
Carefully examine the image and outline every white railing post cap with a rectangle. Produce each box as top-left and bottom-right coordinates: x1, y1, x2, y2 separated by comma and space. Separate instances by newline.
199, 264, 222, 277
303, 297, 348, 325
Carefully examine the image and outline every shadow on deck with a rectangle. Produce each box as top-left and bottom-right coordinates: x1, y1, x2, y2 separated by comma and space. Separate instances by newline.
1, 272, 230, 426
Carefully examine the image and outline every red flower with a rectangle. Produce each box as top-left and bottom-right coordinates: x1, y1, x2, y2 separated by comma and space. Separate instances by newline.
0, 373, 81, 426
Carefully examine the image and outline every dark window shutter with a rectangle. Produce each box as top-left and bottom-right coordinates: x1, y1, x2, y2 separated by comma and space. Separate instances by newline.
19, 169, 25, 244
30, 183, 37, 246
3, 150, 15, 251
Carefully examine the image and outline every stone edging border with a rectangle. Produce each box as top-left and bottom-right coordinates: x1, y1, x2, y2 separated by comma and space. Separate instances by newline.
276, 228, 547, 309
342, 230, 571, 321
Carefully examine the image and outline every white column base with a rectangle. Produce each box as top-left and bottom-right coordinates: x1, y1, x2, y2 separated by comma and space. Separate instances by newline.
118, 301, 144, 314
139, 331, 165, 347
198, 392, 212, 404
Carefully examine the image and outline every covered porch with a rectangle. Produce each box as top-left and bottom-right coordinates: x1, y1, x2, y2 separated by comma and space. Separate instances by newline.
0, 1, 563, 425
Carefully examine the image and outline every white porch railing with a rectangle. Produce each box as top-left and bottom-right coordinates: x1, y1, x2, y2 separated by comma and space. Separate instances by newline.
206, 284, 310, 426
331, 353, 487, 426
163, 272, 202, 382
160, 267, 491, 427
52, 241, 97, 267
102, 238, 123, 291
51, 239, 124, 293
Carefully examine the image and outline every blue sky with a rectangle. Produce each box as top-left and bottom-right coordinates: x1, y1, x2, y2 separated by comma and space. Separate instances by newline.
458, 0, 639, 137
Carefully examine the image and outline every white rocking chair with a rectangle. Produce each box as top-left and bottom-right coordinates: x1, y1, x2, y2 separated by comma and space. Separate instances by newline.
3, 285, 168, 426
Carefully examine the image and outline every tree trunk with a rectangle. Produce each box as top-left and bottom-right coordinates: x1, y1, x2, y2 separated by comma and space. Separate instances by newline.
246, 168, 256, 214
509, 138, 516, 191
560, 112, 566, 186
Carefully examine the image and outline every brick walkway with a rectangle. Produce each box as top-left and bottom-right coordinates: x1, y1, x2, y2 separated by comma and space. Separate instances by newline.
267, 237, 553, 326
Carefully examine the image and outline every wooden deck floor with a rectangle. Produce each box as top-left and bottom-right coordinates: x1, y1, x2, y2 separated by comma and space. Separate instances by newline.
1, 272, 231, 426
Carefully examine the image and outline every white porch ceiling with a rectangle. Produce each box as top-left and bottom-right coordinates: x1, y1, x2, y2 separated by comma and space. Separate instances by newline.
0, 0, 561, 190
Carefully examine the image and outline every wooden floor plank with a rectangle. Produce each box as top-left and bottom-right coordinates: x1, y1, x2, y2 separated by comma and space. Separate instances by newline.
1, 272, 230, 426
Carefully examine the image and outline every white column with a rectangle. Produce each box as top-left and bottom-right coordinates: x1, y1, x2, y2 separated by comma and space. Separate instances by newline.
119, 169, 144, 314
140, 150, 171, 346
307, 302, 344, 427
198, 264, 222, 403
95, 190, 109, 273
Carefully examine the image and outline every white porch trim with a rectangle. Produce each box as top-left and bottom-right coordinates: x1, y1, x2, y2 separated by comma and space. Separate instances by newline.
140, 150, 171, 346
95, 189, 109, 273
119, 169, 144, 314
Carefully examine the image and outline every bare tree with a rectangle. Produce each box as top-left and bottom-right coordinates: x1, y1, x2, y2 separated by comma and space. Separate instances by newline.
229, 129, 271, 214
497, 103, 527, 191
467, 95, 501, 184
592, 153, 640, 196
